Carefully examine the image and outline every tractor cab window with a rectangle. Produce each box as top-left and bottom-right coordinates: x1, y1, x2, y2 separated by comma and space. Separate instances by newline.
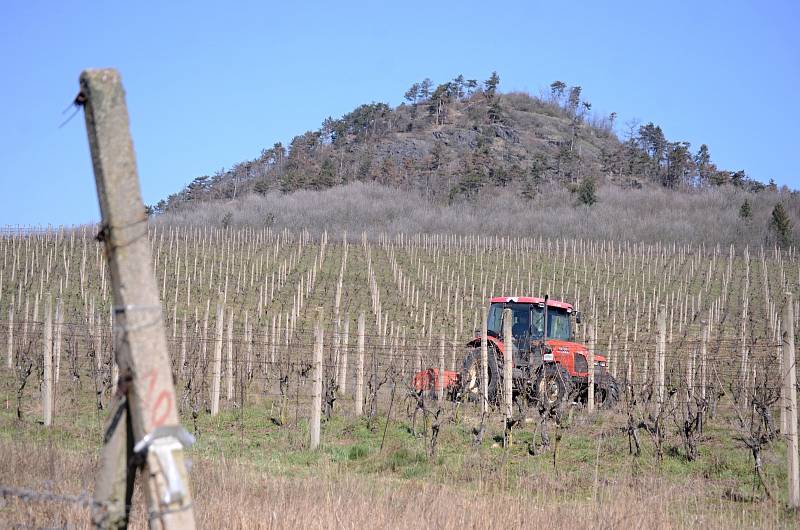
530, 306, 571, 340
547, 308, 571, 340
487, 302, 572, 341
487, 302, 531, 340
531, 309, 544, 338
487, 304, 503, 335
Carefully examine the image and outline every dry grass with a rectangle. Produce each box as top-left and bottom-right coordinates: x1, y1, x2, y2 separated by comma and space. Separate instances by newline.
0, 434, 794, 530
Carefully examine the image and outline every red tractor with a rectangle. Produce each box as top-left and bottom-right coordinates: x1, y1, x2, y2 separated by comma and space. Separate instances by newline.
414, 296, 619, 409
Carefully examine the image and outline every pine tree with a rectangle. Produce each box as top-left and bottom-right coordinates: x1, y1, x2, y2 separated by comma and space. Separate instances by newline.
549, 80, 566, 104
487, 100, 505, 123
314, 159, 337, 190
567, 86, 582, 116
404, 83, 420, 103
521, 179, 537, 201
484, 71, 500, 97
769, 203, 793, 248
452, 75, 466, 99
419, 78, 433, 100
490, 166, 510, 187
253, 179, 271, 196
695, 144, 712, 186
577, 177, 597, 206
458, 169, 484, 199
739, 199, 752, 220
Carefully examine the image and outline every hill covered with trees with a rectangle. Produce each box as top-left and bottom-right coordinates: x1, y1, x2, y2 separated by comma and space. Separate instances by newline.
152, 73, 796, 245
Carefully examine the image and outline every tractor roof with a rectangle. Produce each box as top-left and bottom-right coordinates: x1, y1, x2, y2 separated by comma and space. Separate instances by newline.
490, 296, 573, 311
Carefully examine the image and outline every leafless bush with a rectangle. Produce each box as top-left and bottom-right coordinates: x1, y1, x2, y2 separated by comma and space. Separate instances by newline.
155, 182, 798, 246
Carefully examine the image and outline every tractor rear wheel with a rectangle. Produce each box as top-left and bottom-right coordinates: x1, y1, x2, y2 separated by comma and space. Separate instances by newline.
534, 365, 573, 409
596, 376, 619, 409
460, 347, 499, 404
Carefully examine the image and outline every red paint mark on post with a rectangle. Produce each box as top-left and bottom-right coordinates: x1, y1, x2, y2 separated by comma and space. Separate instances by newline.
151, 391, 172, 427
143, 368, 173, 427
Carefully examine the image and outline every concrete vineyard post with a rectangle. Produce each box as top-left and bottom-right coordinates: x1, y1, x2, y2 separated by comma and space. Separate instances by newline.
245, 315, 253, 380
226, 309, 234, 401
211, 305, 224, 416
80, 68, 195, 529
54, 297, 63, 385
201, 301, 209, 364
657, 305, 666, 405
481, 306, 489, 415
587, 324, 595, 412
502, 308, 513, 446
339, 317, 349, 393
700, 320, 708, 429
43, 294, 52, 427
179, 315, 186, 381
310, 308, 323, 450
783, 292, 799, 508
779, 319, 787, 433
6, 303, 12, 369
271, 313, 278, 365
438, 331, 445, 401
355, 312, 365, 416
451, 327, 457, 372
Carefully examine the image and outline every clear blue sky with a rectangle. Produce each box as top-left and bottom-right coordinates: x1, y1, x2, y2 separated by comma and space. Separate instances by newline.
1, 0, 798, 226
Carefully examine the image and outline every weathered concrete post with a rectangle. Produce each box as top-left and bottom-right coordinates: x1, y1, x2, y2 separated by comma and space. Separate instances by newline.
783, 292, 799, 508
438, 330, 446, 401
657, 305, 667, 405
226, 309, 234, 401
6, 302, 13, 369
310, 308, 323, 449
211, 304, 223, 416
480, 306, 489, 415
43, 294, 53, 426
81, 68, 195, 529
503, 308, 513, 446
355, 312, 365, 416
338, 317, 349, 393
587, 324, 595, 412
54, 297, 63, 385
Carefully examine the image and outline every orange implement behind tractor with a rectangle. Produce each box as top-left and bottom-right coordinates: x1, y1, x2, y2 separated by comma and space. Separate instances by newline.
413, 296, 618, 408
411, 368, 460, 399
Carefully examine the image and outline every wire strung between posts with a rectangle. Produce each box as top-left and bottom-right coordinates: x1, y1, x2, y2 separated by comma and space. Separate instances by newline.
0, 483, 197, 525
0, 485, 98, 509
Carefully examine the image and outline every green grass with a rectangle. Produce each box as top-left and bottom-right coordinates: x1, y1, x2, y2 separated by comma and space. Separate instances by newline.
0, 367, 786, 504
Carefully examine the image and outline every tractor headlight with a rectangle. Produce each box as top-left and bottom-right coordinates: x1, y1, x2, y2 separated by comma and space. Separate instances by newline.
543, 353, 554, 362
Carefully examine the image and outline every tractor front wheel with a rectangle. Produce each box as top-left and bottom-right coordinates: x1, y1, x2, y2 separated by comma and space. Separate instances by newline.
459, 347, 499, 404
534, 365, 573, 409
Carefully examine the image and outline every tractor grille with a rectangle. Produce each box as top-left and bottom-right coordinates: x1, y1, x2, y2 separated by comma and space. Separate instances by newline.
574, 352, 588, 373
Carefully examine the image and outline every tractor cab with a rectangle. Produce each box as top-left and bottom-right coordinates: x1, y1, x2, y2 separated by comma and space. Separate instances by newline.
486, 296, 577, 345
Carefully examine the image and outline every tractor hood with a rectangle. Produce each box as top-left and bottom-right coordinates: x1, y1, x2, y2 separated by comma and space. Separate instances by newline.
468, 336, 607, 364
547, 339, 607, 363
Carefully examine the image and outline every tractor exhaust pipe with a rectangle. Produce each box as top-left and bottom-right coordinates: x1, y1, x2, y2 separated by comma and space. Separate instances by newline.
543, 294, 549, 344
